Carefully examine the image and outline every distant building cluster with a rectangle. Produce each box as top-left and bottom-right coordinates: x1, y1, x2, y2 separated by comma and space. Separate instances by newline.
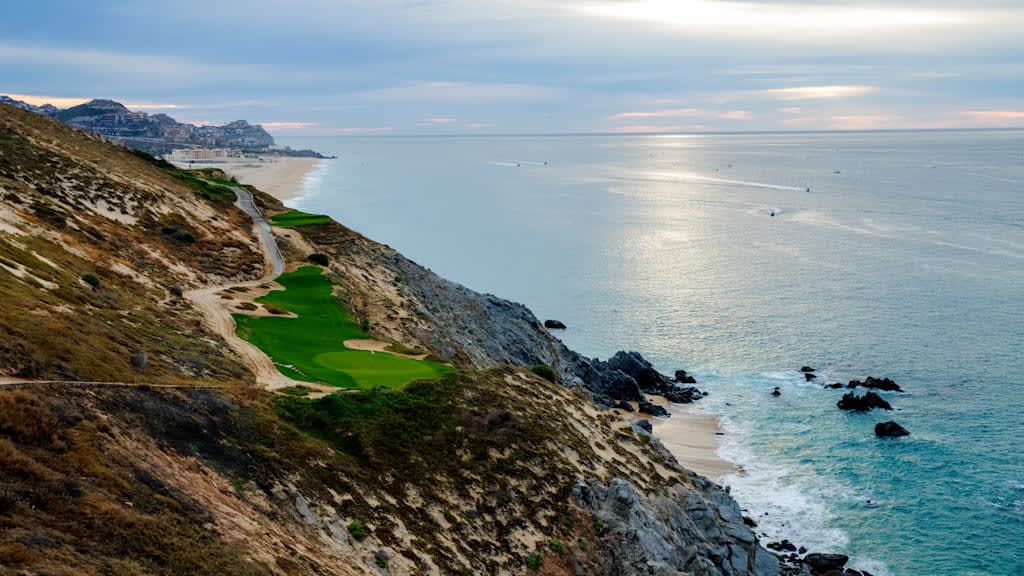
1, 95, 331, 159
167, 148, 247, 163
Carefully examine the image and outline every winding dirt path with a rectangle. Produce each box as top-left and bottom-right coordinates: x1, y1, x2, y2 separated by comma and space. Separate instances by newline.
184, 187, 336, 394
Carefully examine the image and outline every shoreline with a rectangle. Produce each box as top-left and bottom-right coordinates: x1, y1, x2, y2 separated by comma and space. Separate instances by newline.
651, 400, 737, 482
175, 157, 321, 201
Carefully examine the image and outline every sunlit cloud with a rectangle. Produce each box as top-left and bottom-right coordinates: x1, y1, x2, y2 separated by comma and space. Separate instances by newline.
963, 110, 1024, 124
609, 108, 699, 120
828, 114, 895, 130
583, 1, 972, 35
126, 102, 185, 110
612, 124, 708, 133
334, 126, 393, 135
762, 85, 878, 101
355, 81, 561, 102
0, 92, 89, 108
468, 122, 492, 129
260, 122, 319, 130
779, 107, 802, 114
422, 117, 457, 124
718, 110, 752, 120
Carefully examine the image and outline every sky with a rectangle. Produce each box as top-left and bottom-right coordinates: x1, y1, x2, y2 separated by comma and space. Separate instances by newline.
1, 0, 1022, 135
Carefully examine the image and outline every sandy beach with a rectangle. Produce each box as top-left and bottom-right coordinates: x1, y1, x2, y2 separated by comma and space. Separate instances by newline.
217, 157, 321, 201
647, 400, 737, 482
168, 155, 320, 200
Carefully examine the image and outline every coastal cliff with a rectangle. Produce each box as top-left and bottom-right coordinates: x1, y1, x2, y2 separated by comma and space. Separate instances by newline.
0, 102, 778, 575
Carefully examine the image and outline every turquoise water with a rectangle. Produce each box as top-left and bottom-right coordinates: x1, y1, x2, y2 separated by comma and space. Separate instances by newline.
282, 131, 1024, 575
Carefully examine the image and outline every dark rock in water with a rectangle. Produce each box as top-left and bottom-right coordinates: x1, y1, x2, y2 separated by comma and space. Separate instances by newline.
861, 376, 902, 392
767, 539, 797, 552
847, 376, 902, 391
614, 400, 634, 412
742, 516, 758, 527
771, 387, 781, 397
875, 421, 909, 437
674, 369, 697, 384
803, 553, 849, 573
798, 546, 807, 555
634, 418, 653, 433
804, 372, 817, 381
638, 400, 669, 417
543, 319, 567, 330
662, 386, 704, 404
800, 366, 815, 373
837, 391, 892, 411
593, 369, 644, 402
608, 351, 665, 390
824, 382, 844, 389
605, 351, 706, 403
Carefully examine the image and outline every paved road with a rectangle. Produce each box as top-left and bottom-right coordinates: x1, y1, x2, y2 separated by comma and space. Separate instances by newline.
232, 186, 284, 277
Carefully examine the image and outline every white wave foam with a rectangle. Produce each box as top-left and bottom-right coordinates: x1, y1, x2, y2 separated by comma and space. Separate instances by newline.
286, 160, 330, 209
697, 369, 891, 574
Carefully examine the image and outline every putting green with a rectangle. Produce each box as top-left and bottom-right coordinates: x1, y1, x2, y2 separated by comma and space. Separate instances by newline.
235, 266, 449, 388
270, 210, 332, 228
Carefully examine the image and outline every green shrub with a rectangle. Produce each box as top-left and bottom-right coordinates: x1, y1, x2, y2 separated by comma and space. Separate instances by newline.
530, 364, 558, 383
264, 304, 289, 315
548, 538, 564, 554
81, 273, 101, 288
525, 552, 544, 571
347, 520, 368, 542
306, 253, 329, 266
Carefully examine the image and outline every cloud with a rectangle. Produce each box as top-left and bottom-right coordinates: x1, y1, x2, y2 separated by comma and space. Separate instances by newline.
761, 85, 878, 100
612, 124, 708, 133
779, 107, 802, 114
582, 1, 974, 36
354, 81, 561, 102
334, 126, 393, 135
718, 110, 752, 120
962, 110, 1024, 124
421, 117, 457, 124
0, 43, 255, 87
468, 122, 492, 129
0, 92, 89, 108
261, 122, 319, 130
609, 108, 699, 120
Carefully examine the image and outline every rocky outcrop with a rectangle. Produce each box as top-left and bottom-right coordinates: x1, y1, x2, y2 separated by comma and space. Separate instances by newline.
847, 377, 902, 392
837, 391, 892, 411
638, 399, 670, 417
802, 553, 849, 574
675, 369, 698, 384
875, 421, 909, 437
605, 351, 706, 404
544, 319, 567, 329
572, 478, 780, 576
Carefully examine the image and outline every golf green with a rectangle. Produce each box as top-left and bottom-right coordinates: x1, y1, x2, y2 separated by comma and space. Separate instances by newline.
269, 210, 332, 228
235, 266, 449, 388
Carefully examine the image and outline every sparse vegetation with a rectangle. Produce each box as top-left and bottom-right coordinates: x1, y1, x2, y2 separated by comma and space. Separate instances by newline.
168, 169, 235, 201
525, 551, 544, 570
549, 538, 565, 554
81, 273, 101, 288
347, 520, 368, 541
531, 364, 558, 383
306, 252, 329, 266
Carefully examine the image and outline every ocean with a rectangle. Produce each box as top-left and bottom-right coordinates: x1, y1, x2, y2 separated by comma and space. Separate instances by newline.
280, 130, 1024, 576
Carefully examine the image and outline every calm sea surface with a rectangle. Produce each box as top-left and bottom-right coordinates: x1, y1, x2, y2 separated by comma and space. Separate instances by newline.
282, 130, 1024, 576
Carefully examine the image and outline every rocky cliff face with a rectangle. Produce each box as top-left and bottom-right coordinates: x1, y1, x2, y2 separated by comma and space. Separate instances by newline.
0, 103, 780, 575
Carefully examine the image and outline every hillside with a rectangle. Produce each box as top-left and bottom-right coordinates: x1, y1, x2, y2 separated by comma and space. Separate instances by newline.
0, 103, 782, 576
